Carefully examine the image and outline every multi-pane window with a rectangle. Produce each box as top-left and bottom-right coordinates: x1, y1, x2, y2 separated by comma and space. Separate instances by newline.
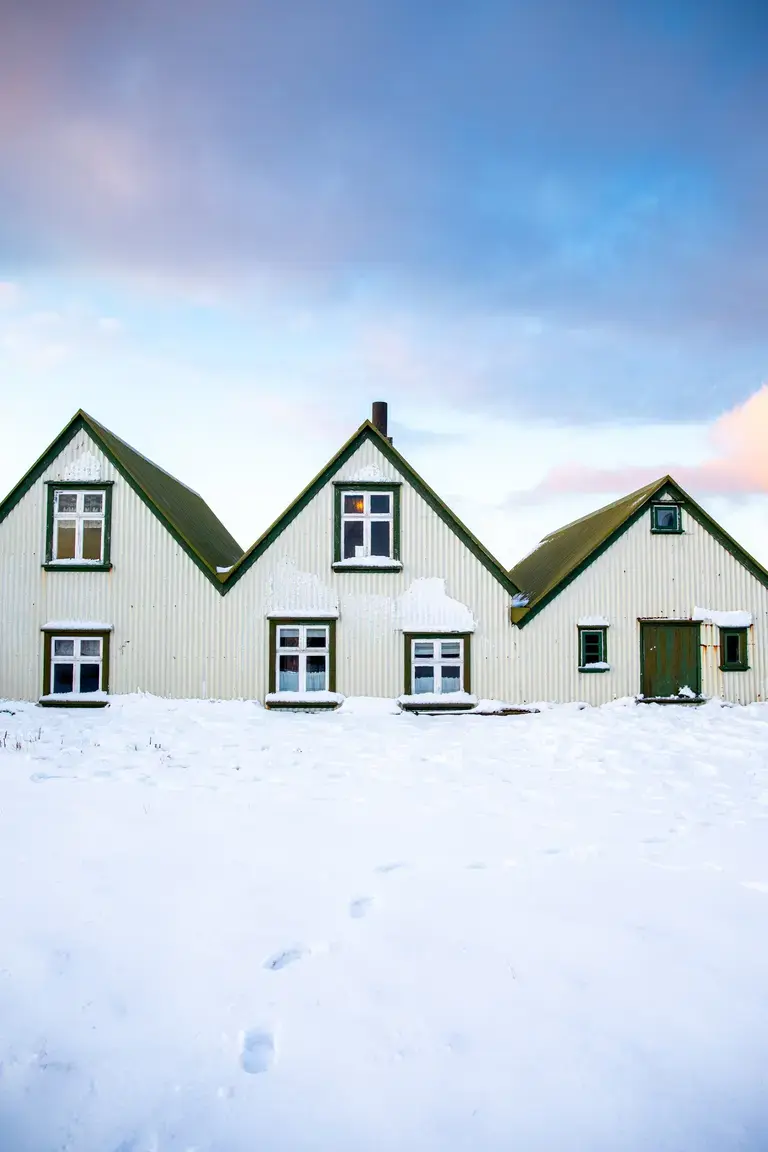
651, 503, 681, 533
276, 624, 330, 693
579, 627, 607, 669
51, 488, 106, 562
49, 635, 104, 694
720, 628, 748, 671
411, 637, 464, 695
340, 490, 394, 560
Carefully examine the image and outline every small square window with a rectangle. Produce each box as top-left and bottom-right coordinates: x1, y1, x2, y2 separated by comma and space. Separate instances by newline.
46, 632, 108, 696
273, 622, 333, 695
334, 486, 401, 567
720, 628, 748, 671
578, 627, 608, 671
408, 635, 468, 696
651, 504, 681, 533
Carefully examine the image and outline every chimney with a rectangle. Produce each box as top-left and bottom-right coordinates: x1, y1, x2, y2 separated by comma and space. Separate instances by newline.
371, 401, 388, 438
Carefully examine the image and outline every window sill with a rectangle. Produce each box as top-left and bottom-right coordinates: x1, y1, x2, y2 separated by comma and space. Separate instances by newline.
578, 665, 611, 673
398, 692, 477, 712
720, 664, 749, 672
43, 563, 113, 572
650, 529, 684, 535
265, 691, 343, 710
332, 560, 403, 572
39, 694, 109, 708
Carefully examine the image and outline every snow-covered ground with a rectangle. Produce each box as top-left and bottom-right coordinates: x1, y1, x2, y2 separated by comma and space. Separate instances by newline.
1, 695, 768, 1151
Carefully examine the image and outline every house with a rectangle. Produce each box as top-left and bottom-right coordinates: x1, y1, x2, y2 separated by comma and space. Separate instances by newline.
0, 404, 520, 707
509, 477, 768, 704
2, 406, 767, 708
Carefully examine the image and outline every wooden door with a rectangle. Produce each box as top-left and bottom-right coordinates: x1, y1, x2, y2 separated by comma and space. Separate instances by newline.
641, 623, 701, 698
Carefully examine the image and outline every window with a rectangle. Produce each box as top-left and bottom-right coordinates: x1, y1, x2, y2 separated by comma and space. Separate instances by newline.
578, 627, 608, 671
41, 629, 111, 703
45, 483, 113, 569
333, 484, 401, 569
404, 634, 471, 697
720, 628, 748, 671
651, 503, 682, 533
270, 622, 336, 695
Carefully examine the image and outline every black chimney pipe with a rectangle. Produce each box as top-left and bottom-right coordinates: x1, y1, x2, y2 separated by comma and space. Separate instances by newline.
371, 401, 388, 438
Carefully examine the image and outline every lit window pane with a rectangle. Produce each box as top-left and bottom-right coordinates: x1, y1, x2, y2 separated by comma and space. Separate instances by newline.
414, 642, 433, 658
53, 639, 75, 657
441, 665, 461, 693
56, 493, 77, 513
53, 663, 74, 693
344, 494, 365, 515
278, 629, 300, 648
440, 641, 461, 659
82, 520, 103, 561
79, 663, 101, 693
56, 520, 77, 559
278, 654, 299, 691
343, 520, 364, 559
306, 629, 327, 648
80, 639, 101, 657
370, 493, 390, 514
414, 665, 434, 693
83, 493, 103, 513
370, 520, 391, 557
306, 655, 327, 691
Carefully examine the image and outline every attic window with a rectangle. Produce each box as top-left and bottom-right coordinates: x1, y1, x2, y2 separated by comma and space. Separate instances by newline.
651, 503, 682, 533
332, 484, 402, 571
44, 482, 113, 570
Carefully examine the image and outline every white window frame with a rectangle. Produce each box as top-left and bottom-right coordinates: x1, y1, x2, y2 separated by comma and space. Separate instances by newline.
340, 490, 394, 560
50, 635, 104, 694
275, 624, 330, 693
51, 488, 106, 563
411, 637, 465, 695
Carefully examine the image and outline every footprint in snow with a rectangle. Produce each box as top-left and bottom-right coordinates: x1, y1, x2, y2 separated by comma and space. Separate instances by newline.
263, 946, 307, 971
349, 896, 373, 919
240, 1028, 275, 1074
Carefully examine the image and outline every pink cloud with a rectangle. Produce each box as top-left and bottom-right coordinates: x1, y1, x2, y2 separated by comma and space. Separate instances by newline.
534, 383, 768, 497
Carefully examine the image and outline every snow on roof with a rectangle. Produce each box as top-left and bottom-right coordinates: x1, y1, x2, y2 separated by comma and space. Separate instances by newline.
578, 616, 610, 627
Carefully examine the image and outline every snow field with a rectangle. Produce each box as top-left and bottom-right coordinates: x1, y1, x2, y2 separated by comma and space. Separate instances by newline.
1, 695, 768, 1150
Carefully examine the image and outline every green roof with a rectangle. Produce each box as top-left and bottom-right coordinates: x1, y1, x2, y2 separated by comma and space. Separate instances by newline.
0, 411, 243, 581
510, 475, 768, 626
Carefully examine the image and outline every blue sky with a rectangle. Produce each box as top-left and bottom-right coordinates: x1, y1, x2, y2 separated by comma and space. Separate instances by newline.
2, 0, 768, 562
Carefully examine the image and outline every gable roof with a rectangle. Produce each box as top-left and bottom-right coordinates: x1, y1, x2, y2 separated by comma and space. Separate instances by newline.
224, 419, 521, 597
0, 411, 243, 583
510, 474, 768, 626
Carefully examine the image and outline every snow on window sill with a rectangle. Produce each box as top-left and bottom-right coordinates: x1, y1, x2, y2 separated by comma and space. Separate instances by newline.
693, 607, 752, 627
578, 663, 611, 673
39, 692, 109, 708
577, 616, 610, 627
398, 691, 477, 711
265, 691, 344, 710
266, 610, 339, 620
332, 558, 403, 571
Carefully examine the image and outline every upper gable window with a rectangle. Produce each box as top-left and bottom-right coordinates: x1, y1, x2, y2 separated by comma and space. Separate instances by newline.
651, 503, 682, 533
45, 483, 113, 569
332, 484, 402, 570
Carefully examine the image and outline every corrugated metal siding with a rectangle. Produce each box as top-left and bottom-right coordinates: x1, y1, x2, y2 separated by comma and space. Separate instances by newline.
515, 510, 768, 704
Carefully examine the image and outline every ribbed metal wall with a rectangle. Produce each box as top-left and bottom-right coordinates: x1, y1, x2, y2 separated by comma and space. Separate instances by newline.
513, 513, 768, 704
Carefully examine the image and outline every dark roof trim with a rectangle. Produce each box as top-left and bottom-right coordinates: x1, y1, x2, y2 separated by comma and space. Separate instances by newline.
512, 476, 768, 628
0, 411, 235, 592
224, 420, 521, 596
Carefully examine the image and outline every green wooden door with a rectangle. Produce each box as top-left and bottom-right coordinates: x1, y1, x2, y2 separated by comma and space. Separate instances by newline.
641, 623, 701, 698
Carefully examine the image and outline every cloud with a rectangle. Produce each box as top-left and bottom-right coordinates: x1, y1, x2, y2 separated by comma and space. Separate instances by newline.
528, 383, 768, 498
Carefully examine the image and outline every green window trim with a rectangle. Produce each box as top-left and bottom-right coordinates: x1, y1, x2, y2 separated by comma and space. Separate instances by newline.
44, 480, 114, 570
40, 626, 111, 705
719, 627, 749, 671
267, 618, 338, 698
578, 626, 609, 671
402, 632, 472, 701
651, 503, 683, 534
333, 482, 401, 566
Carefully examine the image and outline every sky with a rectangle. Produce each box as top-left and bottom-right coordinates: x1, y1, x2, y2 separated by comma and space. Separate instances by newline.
2, 0, 768, 565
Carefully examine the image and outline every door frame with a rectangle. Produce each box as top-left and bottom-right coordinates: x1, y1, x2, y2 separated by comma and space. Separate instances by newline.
639, 619, 702, 699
